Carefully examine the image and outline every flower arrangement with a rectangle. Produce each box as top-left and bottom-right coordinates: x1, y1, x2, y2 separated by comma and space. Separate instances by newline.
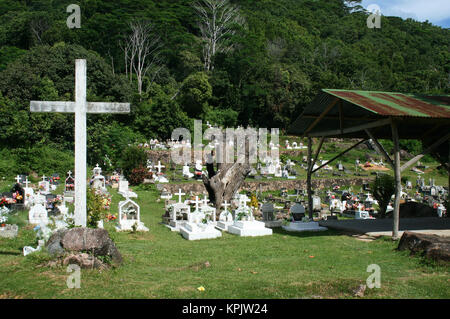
0, 198, 8, 207
87, 189, 111, 228
106, 214, 117, 221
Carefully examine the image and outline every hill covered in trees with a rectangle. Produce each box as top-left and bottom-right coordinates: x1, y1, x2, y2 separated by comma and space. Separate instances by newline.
0, 0, 448, 175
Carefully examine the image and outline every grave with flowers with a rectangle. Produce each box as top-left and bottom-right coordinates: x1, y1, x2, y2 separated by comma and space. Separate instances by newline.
179, 196, 222, 240
227, 194, 273, 237
116, 196, 148, 232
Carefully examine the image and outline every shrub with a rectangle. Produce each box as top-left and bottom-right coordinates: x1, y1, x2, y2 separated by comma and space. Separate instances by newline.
371, 174, 395, 219
119, 146, 148, 180
128, 166, 152, 186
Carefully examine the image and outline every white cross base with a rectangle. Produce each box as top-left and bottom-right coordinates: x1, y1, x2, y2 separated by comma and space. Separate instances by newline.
30, 59, 130, 227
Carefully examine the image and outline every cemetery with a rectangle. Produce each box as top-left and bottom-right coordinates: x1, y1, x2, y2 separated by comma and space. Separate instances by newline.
0, 0, 449, 301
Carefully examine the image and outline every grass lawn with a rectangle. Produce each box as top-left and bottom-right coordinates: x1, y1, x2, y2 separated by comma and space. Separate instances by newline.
0, 186, 449, 299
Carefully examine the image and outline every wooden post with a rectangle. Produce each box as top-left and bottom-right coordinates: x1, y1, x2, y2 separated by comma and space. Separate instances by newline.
307, 137, 313, 219
391, 120, 401, 240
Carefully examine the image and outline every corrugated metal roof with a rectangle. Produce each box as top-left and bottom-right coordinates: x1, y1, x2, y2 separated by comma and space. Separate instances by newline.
288, 89, 450, 139
323, 89, 450, 118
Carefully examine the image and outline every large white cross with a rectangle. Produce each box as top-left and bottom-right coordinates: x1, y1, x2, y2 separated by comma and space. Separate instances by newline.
15, 175, 21, 184
24, 177, 30, 189
30, 59, 130, 227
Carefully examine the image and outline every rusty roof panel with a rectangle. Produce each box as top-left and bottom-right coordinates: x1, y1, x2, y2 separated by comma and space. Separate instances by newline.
324, 89, 450, 118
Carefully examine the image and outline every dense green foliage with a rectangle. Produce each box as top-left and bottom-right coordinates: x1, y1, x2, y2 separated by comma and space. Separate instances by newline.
371, 173, 396, 218
119, 145, 148, 180
0, 0, 448, 176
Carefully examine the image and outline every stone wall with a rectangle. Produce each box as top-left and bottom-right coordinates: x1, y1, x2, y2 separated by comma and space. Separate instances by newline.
159, 177, 374, 195
146, 149, 306, 165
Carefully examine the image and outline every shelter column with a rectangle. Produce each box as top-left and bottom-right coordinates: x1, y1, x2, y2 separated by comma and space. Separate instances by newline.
307, 137, 313, 219
391, 120, 401, 240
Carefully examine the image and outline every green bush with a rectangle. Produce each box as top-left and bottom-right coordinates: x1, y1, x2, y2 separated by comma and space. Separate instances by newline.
119, 146, 148, 180
0, 145, 74, 179
371, 174, 396, 219
128, 166, 152, 186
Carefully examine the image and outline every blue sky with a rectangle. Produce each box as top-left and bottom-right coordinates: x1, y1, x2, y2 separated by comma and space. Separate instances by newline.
360, 0, 450, 28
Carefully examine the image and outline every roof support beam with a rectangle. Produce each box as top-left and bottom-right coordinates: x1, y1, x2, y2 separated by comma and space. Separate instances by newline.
302, 97, 339, 138
312, 139, 367, 173
308, 118, 391, 137
400, 132, 450, 173
365, 129, 395, 169
310, 137, 325, 174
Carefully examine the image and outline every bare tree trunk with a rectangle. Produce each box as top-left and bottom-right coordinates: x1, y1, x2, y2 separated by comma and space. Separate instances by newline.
202, 134, 254, 212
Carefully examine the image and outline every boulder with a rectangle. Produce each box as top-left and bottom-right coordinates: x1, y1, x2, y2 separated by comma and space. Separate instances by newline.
397, 231, 450, 262
46, 227, 122, 265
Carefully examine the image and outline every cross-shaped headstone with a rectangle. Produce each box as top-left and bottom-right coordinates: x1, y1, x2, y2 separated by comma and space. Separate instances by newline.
192, 196, 202, 212
222, 200, 230, 212
155, 161, 165, 174
175, 189, 185, 203
25, 177, 30, 189
67, 170, 72, 177
30, 59, 130, 227
202, 195, 210, 206
239, 195, 251, 207
41, 175, 46, 182
15, 175, 21, 184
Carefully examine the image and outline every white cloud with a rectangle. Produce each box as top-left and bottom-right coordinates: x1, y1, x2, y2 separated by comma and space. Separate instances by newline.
360, 0, 450, 26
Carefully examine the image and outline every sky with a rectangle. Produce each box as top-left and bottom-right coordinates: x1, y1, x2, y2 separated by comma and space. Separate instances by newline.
360, 0, 450, 28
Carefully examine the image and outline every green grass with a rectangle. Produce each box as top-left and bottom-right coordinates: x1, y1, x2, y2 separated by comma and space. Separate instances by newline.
0, 187, 449, 299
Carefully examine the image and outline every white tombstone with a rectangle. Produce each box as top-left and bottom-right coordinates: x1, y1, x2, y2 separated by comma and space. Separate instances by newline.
38, 175, 50, 195
116, 197, 148, 232
23, 177, 34, 207
182, 163, 194, 179
29, 202, 49, 225
64, 171, 75, 202
227, 196, 272, 237
179, 196, 222, 240
91, 164, 106, 192
330, 198, 343, 213
216, 200, 234, 231
118, 179, 137, 198
274, 161, 282, 177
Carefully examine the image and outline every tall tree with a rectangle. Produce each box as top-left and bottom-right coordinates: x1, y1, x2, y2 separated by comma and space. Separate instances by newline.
124, 20, 163, 97
192, 0, 244, 71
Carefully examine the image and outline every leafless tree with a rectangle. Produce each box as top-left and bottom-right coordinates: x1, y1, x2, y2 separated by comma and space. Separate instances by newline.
192, 0, 244, 71
120, 20, 163, 97
30, 17, 49, 45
